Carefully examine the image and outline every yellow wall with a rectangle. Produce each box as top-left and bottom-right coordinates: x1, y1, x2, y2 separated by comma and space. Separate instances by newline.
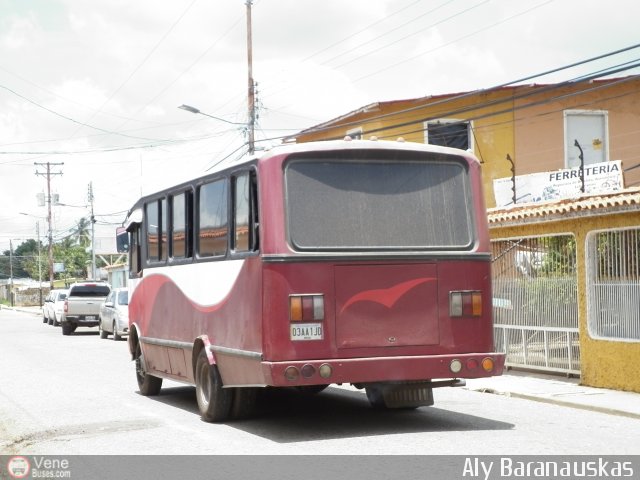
294, 78, 640, 209
490, 212, 640, 393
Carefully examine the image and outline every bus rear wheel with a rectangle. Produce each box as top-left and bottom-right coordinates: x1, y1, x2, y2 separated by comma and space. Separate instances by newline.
195, 349, 232, 422
230, 387, 258, 420
135, 345, 162, 396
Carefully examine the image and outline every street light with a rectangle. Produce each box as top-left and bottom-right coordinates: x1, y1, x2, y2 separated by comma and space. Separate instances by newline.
178, 104, 246, 126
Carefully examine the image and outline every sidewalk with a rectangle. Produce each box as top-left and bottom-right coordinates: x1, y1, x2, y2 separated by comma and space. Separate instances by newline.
0, 304, 42, 315
466, 370, 640, 419
2, 304, 639, 419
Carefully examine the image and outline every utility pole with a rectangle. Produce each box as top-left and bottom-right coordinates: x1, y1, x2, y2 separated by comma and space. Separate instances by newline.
246, 0, 255, 155
88, 182, 96, 280
35, 161, 63, 289
36, 221, 42, 305
9, 240, 14, 307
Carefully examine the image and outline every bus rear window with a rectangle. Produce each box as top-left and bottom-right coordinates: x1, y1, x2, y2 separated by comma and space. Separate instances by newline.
285, 156, 474, 251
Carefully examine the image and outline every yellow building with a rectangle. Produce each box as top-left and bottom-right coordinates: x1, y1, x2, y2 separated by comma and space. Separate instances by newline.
290, 77, 640, 392
291, 76, 640, 209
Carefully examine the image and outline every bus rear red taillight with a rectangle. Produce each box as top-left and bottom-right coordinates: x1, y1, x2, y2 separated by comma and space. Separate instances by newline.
289, 294, 324, 322
449, 291, 482, 317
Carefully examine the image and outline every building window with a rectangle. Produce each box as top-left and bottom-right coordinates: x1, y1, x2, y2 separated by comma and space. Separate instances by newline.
564, 110, 609, 168
425, 119, 471, 151
346, 127, 363, 140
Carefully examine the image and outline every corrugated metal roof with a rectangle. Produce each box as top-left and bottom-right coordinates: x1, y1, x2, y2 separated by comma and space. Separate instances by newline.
488, 188, 640, 225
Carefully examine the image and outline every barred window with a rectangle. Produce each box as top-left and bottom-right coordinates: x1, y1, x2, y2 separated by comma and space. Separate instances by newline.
587, 228, 640, 342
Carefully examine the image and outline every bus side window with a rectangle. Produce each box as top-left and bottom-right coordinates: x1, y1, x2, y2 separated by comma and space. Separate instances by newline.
171, 191, 193, 259
146, 198, 167, 263
198, 179, 228, 257
233, 171, 258, 252
129, 226, 141, 277
160, 198, 167, 262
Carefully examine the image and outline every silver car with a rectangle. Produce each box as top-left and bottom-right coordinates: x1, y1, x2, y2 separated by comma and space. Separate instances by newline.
44, 289, 68, 326
99, 288, 129, 341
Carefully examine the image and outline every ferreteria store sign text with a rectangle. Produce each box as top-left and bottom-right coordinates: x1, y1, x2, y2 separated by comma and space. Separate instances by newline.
463, 457, 635, 480
493, 160, 623, 207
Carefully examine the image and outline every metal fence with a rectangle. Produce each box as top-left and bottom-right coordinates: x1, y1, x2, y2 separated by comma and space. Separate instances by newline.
586, 227, 640, 342
491, 235, 580, 375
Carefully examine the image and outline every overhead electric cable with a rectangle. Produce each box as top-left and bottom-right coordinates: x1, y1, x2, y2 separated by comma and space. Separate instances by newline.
329, 0, 489, 69
354, 0, 554, 82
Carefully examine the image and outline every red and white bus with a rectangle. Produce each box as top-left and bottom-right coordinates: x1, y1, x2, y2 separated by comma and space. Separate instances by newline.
118, 139, 505, 422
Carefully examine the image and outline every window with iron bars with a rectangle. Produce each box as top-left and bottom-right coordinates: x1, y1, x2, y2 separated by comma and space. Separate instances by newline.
587, 227, 640, 342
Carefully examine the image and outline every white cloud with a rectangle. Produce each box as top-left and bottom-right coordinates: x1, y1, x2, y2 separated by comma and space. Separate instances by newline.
1, 0, 639, 252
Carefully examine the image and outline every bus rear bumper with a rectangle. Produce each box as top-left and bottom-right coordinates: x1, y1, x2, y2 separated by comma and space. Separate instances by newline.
260, 352, 506, 388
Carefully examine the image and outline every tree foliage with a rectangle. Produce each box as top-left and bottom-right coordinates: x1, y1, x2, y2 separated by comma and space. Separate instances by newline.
1, 217, 92, 281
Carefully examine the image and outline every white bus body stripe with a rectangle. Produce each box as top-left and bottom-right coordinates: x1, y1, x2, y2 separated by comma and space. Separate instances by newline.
135, 260, 245, 306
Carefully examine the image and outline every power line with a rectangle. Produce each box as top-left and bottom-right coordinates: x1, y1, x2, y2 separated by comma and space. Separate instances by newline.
294, 44, 640, 138
354, 0, 555, 82
300, 0, 426, 63
321, 0, 461, 67
331, 0, 490, 69
0, 83, 173, 143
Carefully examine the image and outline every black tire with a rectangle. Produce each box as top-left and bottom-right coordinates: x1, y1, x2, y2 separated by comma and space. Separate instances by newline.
52, 314, 60, 327
48, 316, 53, 326
99, 321, 108, 339
195, 349, 232, 422
135, 345, 162, 396
43, 315, 48, 324
365, 386, 388, 409
230, 387, 258, 420
113, 322, 121, 341
61, 323, 75, 336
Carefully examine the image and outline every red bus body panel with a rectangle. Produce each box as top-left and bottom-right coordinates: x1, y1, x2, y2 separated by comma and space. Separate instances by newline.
127, 141, 504, 389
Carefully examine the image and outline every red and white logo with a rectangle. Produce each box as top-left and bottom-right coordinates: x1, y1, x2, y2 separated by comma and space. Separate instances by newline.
7, 456, 30, 479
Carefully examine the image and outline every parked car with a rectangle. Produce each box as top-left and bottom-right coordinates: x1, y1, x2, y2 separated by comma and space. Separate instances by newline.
42, 291, 53, 324
61, 282, 111, 335
99, 288, 129, 341
44, 289, 68, 326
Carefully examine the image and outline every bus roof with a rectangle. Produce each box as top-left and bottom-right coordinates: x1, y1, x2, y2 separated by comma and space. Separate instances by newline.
122, 139, 478, 227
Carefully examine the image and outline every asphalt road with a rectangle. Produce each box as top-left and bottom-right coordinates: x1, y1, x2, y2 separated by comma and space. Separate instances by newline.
1, 308, 639, 455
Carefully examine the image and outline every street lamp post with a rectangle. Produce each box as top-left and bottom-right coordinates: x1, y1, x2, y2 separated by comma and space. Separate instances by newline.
178, 104, 246, 126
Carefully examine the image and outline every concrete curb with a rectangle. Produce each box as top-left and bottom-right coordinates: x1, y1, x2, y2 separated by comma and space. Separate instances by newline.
469, 385, 640, 420
0, 305, 42, 315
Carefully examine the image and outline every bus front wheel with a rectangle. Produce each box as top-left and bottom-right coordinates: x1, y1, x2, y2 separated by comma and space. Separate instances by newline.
195, 349, 232, 422
135, 345, 162, 396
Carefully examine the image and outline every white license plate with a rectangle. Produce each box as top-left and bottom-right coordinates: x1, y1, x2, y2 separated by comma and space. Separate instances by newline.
85, 316, 96, 320
290, 323, 323, 341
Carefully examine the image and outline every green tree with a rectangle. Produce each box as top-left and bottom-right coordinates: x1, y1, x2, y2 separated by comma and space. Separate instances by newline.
1, 239, 41, 278
53, 237, 89, 279
74, 217, 91, 247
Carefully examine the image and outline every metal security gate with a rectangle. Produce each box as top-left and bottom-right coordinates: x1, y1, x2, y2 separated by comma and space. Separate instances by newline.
491, 235, 580, 375
587, 227, 640, 342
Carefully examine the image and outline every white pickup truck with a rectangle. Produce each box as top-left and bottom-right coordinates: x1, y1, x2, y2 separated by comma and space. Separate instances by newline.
61, 282, 111, 336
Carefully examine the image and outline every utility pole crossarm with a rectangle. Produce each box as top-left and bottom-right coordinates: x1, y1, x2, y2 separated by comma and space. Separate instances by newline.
34, 161, 63, 288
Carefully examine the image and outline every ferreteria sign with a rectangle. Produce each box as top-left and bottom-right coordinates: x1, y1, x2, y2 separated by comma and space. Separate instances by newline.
493, 160, 623, 207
